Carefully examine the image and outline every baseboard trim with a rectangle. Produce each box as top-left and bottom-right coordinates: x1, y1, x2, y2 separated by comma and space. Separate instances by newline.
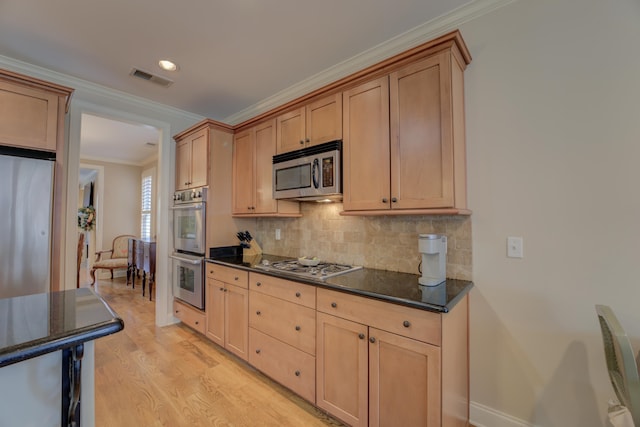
470, 401, 533, 427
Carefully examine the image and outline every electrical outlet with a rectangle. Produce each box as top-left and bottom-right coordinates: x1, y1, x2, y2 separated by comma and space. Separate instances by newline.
507, 237, 523, 258
275, 229, 281, 240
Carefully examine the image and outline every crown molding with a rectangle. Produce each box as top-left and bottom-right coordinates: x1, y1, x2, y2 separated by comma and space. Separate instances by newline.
0, 55, 203, 124
224, 0, 516, 125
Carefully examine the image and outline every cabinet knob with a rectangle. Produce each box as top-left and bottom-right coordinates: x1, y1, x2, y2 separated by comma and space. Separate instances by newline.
295, 292, 301, 297
256, 349, 261, 354
224, 288, 228, 292
358, 333, 365, 340
295, 370, 301, 377
175, 310, 179, 314
209, 270, 213, 274
256, 311, 261, 315
295, 325, 301, 331
234, 276, 239, 281
305, 138, 310, 143
369, 337, 376, 343
403, 320, 411, 328
195, 321, 199, 325
331, 302, 337, 308
256, 282, 262, 287
382, 198, 388, 203
219, 287, 224, 291
391, 197, 398, 203
299, 140, 304, 145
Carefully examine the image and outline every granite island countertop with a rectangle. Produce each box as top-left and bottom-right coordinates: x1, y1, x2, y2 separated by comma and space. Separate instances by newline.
207, 251, 472, 313
0, 287, 124, 368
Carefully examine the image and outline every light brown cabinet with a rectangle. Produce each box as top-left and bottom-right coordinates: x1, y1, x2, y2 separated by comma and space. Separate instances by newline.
174, 127, 208, 190
205, 264, 249, 361
342, 44, 470, 215
248, 272, 317, 402
276, 93, 342, 154
316, 288, 468, 427
232, 120, 300, 217
173, 299, 206, 335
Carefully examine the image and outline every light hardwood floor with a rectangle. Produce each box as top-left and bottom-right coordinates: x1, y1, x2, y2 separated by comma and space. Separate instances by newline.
88, 274, 345, 427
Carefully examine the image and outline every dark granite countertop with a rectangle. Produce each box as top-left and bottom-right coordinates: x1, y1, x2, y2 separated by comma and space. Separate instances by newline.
0, 288, 124, 368
206, 251, 472, 313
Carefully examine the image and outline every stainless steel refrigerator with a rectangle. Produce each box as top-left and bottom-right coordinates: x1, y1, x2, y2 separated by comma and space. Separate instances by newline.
0, 148, 55, 299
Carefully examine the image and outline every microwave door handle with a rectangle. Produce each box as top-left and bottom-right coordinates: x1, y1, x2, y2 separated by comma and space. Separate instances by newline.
312, 158, 320, 189
169, 254, 203, 265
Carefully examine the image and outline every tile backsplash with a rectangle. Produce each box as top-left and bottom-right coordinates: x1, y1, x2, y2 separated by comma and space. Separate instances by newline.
254, 203, 472, 281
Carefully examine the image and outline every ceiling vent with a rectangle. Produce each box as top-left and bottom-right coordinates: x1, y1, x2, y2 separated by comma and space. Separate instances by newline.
129, 68, 173, 88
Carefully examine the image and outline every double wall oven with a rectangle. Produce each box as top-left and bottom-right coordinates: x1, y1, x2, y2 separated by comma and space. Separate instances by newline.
170, 187, 206, 310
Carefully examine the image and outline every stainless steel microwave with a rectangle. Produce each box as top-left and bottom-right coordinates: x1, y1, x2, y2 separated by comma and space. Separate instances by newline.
272, 140, 342, 201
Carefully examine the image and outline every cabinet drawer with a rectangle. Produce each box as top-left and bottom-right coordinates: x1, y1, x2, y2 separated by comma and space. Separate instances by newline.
206, 263, 248, 288
249, 291, 316, 355
317, 288, 441, 346
249, 272, 316, 309
173, 299, 205, 334
249, 328, 316, 403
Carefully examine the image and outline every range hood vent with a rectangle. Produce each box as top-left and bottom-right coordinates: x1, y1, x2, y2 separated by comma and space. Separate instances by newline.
129, 68, 173, 88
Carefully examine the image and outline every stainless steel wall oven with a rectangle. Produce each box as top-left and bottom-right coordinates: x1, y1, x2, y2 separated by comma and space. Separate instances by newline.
171, 187, 206, 309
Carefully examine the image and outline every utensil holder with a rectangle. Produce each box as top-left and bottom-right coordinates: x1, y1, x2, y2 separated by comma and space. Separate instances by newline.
243, 240, 262, 257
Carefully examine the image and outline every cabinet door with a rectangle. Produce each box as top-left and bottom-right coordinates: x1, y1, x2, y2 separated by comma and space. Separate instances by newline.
253, 120, 278, 214
189, 128, 209, 188
232, 129, 255, 214
225, 284, 249, 361
306, 93, 342, 147
369, 328, 441, 427
390, 52, 454, 209
316, 312, 368, 427
175, 139, 191, 190
276, 107, 306, 154
342, 77, 390, 211
205, 278, 225, 347
0, 80, 59, 151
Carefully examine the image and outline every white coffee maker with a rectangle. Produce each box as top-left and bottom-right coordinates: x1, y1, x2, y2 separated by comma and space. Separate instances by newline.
418, 234, 447, 287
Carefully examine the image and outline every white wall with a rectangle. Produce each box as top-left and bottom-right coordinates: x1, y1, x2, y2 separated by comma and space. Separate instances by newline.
460, 0, 640, 425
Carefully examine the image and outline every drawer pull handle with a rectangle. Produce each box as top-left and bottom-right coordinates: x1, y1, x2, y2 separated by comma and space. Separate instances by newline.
331, 302, 337, 308
256, 349, 261, 354
369, 337, 376, 344
358, 333, 365, 340
403, 320, 411, 328
295, 292, 301, 297
295, 370, 301, 377
256, 282, 262, 287
295, 325, 301, 331
256, 311, 261, 316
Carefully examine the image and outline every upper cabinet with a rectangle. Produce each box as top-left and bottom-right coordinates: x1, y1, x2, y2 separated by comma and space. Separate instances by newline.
0, 69, 73, 152
276, 93, 342, 154
174, 126, 209, 190
342, 38, 470, 215
232, 120, 300, 217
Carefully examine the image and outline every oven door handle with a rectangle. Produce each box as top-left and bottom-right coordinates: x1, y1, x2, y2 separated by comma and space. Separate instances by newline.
169, 254, 204, 265
170, 203, 204, 210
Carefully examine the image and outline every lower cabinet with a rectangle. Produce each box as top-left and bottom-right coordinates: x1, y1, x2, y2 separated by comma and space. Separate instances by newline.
173, 299, 206, 335
205, 264, 249, 361
317, 288, 468, 427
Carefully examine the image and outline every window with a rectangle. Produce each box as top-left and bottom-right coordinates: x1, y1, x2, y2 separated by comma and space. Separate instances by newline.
141, 169, 154, 239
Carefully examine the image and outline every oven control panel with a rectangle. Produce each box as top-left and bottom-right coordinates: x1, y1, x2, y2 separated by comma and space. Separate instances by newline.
173, 186, 207, 204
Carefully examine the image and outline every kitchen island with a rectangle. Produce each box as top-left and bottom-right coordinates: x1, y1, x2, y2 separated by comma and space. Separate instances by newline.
0, 287, 124, 427
200, 247, 472, 426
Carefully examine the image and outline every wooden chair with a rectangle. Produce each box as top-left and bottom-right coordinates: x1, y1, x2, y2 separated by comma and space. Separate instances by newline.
76, 233, 85, 288
596, 304, 640, 425
90, 234, 135, 285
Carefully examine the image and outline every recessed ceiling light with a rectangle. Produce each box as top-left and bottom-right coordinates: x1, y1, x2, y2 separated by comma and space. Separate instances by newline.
158, 59, 178, 72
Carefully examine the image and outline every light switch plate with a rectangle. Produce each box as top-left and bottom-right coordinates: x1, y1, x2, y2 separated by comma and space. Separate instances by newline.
507, 236, 523, 258
275, 228, 281, 240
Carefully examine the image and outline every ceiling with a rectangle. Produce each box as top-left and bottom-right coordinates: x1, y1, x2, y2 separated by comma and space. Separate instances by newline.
0, 0, 475, 163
